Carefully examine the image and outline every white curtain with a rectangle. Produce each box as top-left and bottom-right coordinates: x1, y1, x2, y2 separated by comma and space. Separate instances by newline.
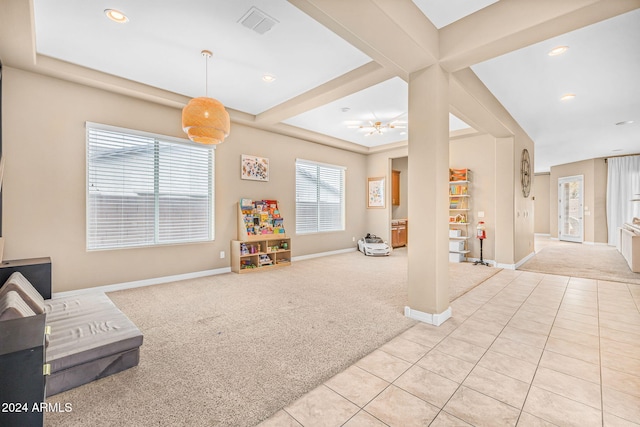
606, 155, 640, 246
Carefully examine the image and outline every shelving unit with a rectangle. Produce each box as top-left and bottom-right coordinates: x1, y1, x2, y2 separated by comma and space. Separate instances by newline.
230, 237, 291, 273
232, 199, 291, 273
449, 169, 472, 262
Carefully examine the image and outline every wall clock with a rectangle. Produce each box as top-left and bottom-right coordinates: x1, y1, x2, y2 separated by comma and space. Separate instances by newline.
521, 148, 531, 198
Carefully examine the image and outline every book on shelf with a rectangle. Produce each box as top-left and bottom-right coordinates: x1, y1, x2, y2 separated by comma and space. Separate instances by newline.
449, 184, 468, 195
238, 199, 287, 239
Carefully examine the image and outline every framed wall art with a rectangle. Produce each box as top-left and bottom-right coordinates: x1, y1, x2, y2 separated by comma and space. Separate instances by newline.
367, 176, 385, 208
241, 154, 269, 182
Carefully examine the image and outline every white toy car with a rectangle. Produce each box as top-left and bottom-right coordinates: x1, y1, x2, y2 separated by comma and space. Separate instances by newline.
358, 234, 390, 256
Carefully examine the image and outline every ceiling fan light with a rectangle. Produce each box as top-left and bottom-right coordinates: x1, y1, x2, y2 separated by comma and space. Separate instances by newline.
182, 97, 230, 145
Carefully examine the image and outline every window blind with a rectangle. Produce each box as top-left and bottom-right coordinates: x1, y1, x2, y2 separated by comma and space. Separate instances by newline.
295, 159, 345, 234
87, 123, 214, 250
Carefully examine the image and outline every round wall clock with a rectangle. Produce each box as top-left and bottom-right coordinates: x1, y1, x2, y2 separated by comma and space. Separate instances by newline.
521, 148, 531, 198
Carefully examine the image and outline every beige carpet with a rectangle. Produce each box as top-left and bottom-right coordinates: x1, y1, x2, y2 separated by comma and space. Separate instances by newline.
45, 249, 500, 427
519, 241, 640, 285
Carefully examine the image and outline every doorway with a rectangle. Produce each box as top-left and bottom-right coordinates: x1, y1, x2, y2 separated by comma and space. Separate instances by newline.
558, 175, 584, 242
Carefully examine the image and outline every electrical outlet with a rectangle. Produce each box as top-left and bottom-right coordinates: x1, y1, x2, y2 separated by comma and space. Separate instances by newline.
352, 237, 355, 242
219, 251, 225, 259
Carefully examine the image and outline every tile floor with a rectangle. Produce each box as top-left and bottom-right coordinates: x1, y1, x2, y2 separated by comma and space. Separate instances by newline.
258, 269, 640, 426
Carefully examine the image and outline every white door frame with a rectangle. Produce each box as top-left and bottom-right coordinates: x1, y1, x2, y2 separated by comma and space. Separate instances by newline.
558, 175, 584, 243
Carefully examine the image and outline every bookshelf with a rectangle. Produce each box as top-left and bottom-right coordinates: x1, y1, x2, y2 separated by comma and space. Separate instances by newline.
232, 199, 291, 273
449, 169, 471, 262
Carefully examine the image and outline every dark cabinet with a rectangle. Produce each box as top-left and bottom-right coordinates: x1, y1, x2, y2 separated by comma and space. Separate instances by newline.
0, 314, 47, 427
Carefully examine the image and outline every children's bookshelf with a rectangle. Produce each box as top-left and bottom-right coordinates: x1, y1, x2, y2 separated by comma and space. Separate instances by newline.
231, 199, 291, 273
449, 169, 471, 262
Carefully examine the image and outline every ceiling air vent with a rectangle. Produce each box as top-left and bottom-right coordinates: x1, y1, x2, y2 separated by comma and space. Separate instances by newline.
238, 6, 278, 35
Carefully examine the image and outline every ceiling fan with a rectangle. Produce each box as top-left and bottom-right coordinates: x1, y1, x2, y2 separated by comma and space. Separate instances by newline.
347, 119, 407, 136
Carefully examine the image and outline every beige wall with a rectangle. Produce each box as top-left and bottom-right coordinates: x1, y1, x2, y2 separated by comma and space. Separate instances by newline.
533, 173, 551, 234
366, 146, 408, 244
549, 158, 608, 243
513, 136, 536, 263
364, 131, 534, 266
2, 66, 535, 292
391, 157, 408, 220
3, 67, 368, 291
450, 134, 496, 261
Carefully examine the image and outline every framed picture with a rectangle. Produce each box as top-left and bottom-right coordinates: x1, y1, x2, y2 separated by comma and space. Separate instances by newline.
241, 154, 269, 182
367, 177, 385, 208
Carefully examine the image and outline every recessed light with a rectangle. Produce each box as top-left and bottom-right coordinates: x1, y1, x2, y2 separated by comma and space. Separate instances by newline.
616, 120, 634, 126
262, 74, 276, 83
560, 93, 576, 101
104, 9, 129, 23
341, 107, 351, 113
548, 46, 568, 56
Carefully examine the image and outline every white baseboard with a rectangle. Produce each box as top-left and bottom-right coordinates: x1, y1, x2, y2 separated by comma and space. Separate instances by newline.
583, 241, 609, 246
534, 233, 551, 237
404, 306, 452, 326
53, 247, 358, 298
464, 253, 536, 270
52, 267, 232, 298
292, 247, 356, 262
514, 251, 536, 269
465, 257, 498, 267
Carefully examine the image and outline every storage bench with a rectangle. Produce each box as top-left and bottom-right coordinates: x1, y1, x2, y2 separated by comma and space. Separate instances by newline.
44, 292, 143, 396
0, 260, 143, 397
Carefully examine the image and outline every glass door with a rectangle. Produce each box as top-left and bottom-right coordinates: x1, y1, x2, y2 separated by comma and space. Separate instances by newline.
558, 175, 584, 242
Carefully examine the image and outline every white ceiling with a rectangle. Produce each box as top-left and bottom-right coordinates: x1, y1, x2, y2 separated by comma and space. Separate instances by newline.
472, 8, 640, 172
412, 0, 499, 28
23, 0, 640, 172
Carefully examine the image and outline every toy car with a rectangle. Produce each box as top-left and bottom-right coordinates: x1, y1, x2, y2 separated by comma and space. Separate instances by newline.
358, 234, 390, 256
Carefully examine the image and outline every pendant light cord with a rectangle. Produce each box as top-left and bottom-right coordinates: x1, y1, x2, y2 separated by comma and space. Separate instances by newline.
201, 49, 212, 98
204, 53, 208, 98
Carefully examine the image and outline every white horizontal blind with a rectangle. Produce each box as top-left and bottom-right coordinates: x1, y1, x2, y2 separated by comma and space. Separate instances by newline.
296, 159, 345, 234
87, 124, 213, 250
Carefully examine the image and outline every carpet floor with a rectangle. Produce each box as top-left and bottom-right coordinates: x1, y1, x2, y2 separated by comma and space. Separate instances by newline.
44, 248, 500, 427
519, 240, 640, 285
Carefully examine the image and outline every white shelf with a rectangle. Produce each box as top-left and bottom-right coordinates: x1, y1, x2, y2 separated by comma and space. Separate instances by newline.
449, 173, 471, 262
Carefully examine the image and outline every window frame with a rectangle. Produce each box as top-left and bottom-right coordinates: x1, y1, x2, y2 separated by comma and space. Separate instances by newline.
295, 158, 346, 235
85, 122, 215, 251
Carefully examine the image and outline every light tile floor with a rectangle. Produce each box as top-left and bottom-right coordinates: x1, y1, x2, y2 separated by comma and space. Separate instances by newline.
258, 269, 640, 426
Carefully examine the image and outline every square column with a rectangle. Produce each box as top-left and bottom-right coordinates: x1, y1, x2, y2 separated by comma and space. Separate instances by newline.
405, 64, 451, 325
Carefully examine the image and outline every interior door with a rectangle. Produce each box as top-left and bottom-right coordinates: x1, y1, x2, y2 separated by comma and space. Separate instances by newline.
558, 175, 584, 242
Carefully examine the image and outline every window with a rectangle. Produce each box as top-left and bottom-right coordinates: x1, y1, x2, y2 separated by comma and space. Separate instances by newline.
86, 122, 214, 250
295, 159, 345, 234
